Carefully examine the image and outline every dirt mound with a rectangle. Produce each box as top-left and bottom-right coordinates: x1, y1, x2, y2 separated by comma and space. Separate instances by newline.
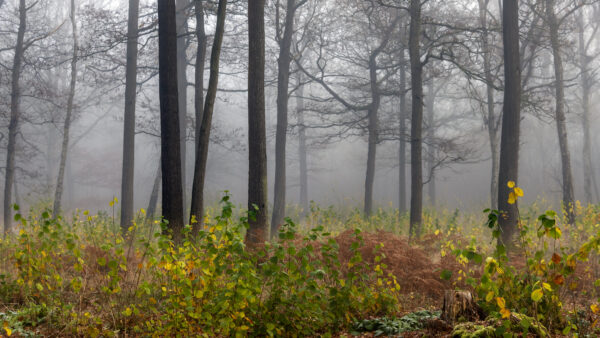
333, 229, 457, 298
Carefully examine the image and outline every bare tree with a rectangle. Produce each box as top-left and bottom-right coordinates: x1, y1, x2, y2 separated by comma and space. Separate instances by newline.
158, 0, 185, 241
120, 0, 140, 232
246, 0, 268, 246
398, 32, 408, 213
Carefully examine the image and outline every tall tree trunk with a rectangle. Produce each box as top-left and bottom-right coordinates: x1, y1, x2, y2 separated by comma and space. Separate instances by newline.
426, 80, 436, 206
176, 0, 190, 216
158, 0, 185, 241
409, 0, 423, 238
297, 74, 309, 215
578, 15, 594, 204
4, 0, 26, 234
194, 0, 206, 152
146, 163, 161, 222
399, 44, 407, 213
53, 0, 78, 218
272, 0, 298, 235
189, 0, 227, 232
498, 0, 521, 248
120, 0, 140, 232
364, 53, 381, 217
478, 0, 499, 209
246, 0, 268, 246
547, 0, 575, 224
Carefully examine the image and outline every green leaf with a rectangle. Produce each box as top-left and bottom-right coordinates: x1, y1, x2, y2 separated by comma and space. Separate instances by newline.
440, 270, 452, 281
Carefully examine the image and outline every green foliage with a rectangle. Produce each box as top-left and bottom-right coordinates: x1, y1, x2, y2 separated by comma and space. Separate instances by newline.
351, 310, 440, 336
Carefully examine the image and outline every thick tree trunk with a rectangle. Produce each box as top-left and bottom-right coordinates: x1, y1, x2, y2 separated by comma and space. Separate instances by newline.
120, 0, 140, 232
498, 0, 521, 248
272, 0, 297, 236
53, 0, 78, 218
4, 0, 26, 234
158, 0, 185, 241
547, 0, 575, 224
364, 53, 381, 217
176, 0, 190, 216
189, 0, 227, 232
246, 0, 268, 246
479, 0, 499, 209
426, 80, 436, 206
297, 74, 309, 216
146, 163, 161, 222
409, 0, 423, 238
399, 45, 407, 213
578, 16, 594, 204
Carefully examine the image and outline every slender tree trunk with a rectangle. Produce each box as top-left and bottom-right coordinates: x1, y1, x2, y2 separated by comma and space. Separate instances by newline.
189, 0, 227, 232
297, 74, 309, 215
13, 173, 19, 207
409, 0, 423, 238
426, 80, 436, 206
246, 0, 268, 246
146, 163, 161, 222
364, 53, 381, 217
547, 0, 575, 224
158, 0, 185, 241
399, 44, 407, 213
272, 0, 298, 236
194, 0, 206, 150
120, 0, 140, 232
176, 0, 190, 216
53, 0, 78, 218
578, 16, 594, 204
478, 0, 499, 209
4, 0, 26, 234
498, 0, 521, 248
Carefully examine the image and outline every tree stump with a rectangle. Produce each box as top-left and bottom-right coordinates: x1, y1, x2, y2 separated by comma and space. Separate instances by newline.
441, 290, 483, 324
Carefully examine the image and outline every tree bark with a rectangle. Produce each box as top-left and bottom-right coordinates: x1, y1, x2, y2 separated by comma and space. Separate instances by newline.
497, 0, 521, 248
146, 163, 161, 222
547, 0, 575, 225
246, 0, 268, 246
399, 43, 407, 213
120, 0, 140, 232
478, 0, 499, 209
297, 74, 309, 216
364, 53, 381, 217
158, 0, 185, 241
578, 14, 594, 204
271, 0, 298, 236
189, 0, 227, 232
4, 0, 26, 234
176, 0, 190, 216
409, 0, 423, 238
194, 0, 206, 152
426, 80, 436, 206
53, 0, 78, 218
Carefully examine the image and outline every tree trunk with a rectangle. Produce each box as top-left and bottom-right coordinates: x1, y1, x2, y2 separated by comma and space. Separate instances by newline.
146, 163, 161, 222
53, 0, 78, 218
578, 15, 594, 204
246, 0, 268, 246
120, 0, 140, 232
398, 44, 407, 213
426, 80, 436, 206
4, 0, 26, 234
189, 0, 227, 232
364, 52, 381, 217
547, 0, 575, 225
498, 0, 521, 248
441, 290, 484, 325
409, 0, 423, 238
478, 0, 499, 209
297, 74, 309, 216
272, 0, 298, 236
194, 0, 206, 154
176, 0, 190, 216
158, 0, 185, 242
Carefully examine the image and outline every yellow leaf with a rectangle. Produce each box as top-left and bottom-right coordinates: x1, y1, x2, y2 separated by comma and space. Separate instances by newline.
531, 288, 543, 302
485, 291, 494, 302
542, 282, 552, 292
507, 181, 515, 188
4, 328, 11, 336
496, 297, 506, 309
508, 192, 516, 204
500, 307, 511, 319
514, 187, 524, 197
591, 304, 599, 314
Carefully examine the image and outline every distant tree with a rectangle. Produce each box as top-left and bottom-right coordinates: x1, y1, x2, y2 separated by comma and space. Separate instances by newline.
53, 0, 79, 218
158, 0, 185, 241
246, 0, 268, 246
120, 0, 140, 232
497, 0, 521, 248
398, 28, 408, 213
189, 0, 228, 232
